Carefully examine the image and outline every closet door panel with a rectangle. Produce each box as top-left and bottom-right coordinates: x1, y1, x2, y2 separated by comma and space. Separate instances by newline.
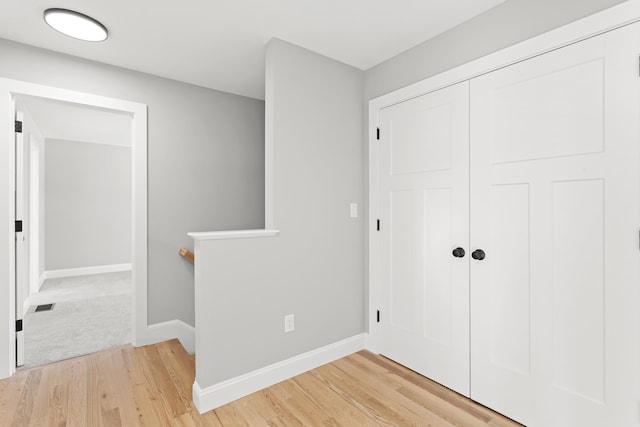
487, 183, 531, 376
488, 57, 604, 164
470, 23, 640, 427
378, 81, 470, 396
551, 179, 605, 403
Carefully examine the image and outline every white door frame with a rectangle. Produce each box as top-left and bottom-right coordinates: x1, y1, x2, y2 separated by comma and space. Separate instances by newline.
0, 78, 148, 379
27, 123, 43, 298
14, 107, 26, 367
367, 0, 640, 354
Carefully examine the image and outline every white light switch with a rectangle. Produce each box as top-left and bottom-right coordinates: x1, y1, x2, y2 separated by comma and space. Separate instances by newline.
284, 314, 295, 333
350, 203, 358, 218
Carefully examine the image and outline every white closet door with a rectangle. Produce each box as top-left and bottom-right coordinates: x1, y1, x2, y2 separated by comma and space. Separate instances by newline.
377, 81, 470, 396
470, 24, 640, 426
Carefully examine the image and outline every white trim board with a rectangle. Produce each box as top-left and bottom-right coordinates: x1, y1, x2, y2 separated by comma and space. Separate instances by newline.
367, 0, 640, 354
189, 229, 279, 241
193, 333, 367, 414
137, 319, 196, 355
44, 263, 132, 279
38, 273, 46, 291
0, 78, 148, 379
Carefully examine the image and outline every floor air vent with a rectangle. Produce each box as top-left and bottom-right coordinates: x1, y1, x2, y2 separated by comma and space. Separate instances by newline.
34, 303, 55, 312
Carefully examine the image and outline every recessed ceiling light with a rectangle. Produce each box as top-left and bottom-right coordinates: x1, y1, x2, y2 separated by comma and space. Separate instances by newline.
43, 8, 108, 42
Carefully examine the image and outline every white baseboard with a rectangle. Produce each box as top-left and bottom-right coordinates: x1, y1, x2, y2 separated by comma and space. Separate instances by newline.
134, 319, 195, 355
38, 273, 46, 291
44, 263, 132, 280
363, 331, 374, 353
192, 333, 367, 414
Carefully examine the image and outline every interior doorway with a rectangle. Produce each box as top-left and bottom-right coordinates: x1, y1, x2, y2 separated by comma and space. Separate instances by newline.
15, 96, 134, 368
0, 78, 148, 379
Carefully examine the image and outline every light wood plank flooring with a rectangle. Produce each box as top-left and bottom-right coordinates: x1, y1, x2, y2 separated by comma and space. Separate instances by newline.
0, 339, 522, 426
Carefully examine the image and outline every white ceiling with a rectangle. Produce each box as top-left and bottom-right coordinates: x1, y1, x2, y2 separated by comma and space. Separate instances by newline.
19, 96, 131, 147
0, 0, 506, 100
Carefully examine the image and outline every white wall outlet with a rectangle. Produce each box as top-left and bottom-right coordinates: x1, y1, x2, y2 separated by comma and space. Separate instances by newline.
350, 203, 358, 218
284, 314, 295, 333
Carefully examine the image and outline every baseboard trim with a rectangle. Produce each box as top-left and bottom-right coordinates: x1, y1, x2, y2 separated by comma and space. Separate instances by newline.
44, 263, 132, 279
192, 333, 366, 414
38, 273, 46, 291
134, 319, 195, 355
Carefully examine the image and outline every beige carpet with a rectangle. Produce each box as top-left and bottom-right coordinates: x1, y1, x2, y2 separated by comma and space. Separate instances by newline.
21, 271, 132, 368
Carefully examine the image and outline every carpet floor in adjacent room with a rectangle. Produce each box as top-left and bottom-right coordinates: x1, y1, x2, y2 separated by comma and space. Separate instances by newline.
22, 271, 131, 368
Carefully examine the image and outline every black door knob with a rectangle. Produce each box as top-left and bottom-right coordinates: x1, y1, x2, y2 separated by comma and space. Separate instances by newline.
471, 249, 486, 260
452, 247, 465, 258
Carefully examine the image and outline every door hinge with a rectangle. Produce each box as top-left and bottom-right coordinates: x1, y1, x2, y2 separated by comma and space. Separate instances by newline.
15, 220, 22, 233
376, 310, 380, 323
15, 319, 22, 332
376, 127, 380, 140
14, 121, 22, 133
376, 219, 380, 231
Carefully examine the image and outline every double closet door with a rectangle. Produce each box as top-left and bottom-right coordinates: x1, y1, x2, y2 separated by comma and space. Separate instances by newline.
376, 22, 640, 427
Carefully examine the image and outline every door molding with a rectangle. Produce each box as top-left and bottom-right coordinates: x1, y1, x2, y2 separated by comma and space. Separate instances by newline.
23, 106, 44, 298
0, 79, 147, 379
368, 0, 640, 353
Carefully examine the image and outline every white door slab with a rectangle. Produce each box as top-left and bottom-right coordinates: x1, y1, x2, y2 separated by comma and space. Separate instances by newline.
377, 81, 470, 396
469, 23, 640, 426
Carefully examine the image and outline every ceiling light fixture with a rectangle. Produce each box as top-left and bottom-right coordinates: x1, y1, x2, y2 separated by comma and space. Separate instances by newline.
43, 8, 108, 42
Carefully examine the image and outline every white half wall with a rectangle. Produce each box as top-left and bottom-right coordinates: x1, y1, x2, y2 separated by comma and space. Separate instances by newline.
191, 39, 364, 406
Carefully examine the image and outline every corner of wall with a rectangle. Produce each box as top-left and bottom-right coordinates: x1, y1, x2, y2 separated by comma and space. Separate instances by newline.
264, 39, 276, 230
134, 319, 195, 355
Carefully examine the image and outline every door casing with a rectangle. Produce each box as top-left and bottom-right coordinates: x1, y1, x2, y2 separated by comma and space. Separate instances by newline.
0, 79, 148, 379
368, 1, 640, 424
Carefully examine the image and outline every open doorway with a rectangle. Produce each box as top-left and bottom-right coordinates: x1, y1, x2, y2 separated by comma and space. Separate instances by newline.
16, 96, 133, 368
0, 78, 148, 379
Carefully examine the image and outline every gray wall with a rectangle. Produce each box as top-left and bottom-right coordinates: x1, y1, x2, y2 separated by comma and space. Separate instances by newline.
0, 38, 265, 326
194, 39, 364, 387
365, 0, 627, 99
45, 140, 131, 270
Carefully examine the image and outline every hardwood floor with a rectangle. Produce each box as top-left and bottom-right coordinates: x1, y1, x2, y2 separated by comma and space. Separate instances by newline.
0, 339, 522, 426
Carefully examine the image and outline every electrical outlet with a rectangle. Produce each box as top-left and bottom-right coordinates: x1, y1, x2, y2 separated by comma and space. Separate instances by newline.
284, 314, 295, 333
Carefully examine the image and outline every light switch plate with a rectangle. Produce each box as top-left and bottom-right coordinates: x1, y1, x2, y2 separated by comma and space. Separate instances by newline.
284, 314, 295, 333
350, 203, 358, 218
